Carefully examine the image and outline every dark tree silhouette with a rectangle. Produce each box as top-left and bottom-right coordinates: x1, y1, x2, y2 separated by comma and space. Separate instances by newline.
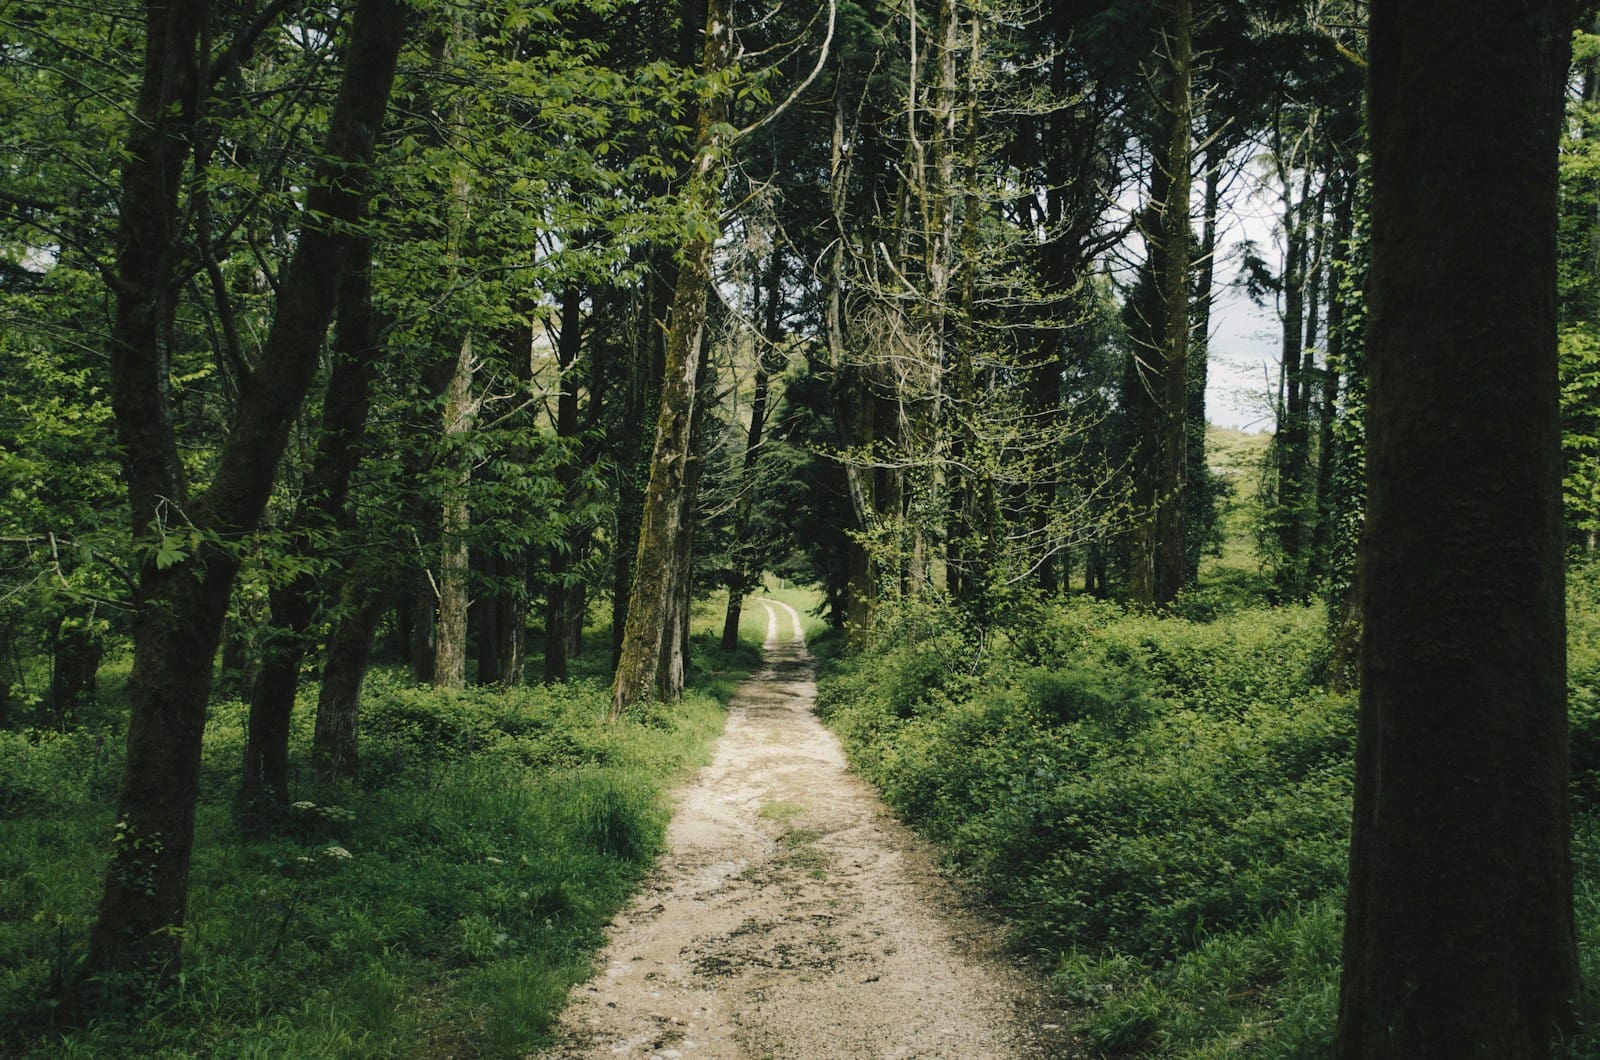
75, 0, 405, 1000
1336, 1, 1580, 1054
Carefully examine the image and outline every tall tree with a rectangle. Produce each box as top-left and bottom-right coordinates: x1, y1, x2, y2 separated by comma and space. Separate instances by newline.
1336, 1, 1579, 1054
1127, 0, 1193, 607
241, 238, 381, 817
611, 0, 734, 714
75, 0, 404, 998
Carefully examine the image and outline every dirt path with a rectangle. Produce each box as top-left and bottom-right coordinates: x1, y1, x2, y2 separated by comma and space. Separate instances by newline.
544, 600, 1076, 1059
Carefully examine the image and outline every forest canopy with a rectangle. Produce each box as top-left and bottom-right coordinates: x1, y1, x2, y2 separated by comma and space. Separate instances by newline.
2, 0, 1597, 1054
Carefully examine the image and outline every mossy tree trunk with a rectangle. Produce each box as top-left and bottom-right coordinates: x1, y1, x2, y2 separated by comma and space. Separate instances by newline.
1128, 0, 1192, 608
610, 0, 732, 716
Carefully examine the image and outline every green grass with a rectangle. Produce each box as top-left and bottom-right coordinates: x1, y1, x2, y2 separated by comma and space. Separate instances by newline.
0, 615, 757, 1057
713, 577, 829, 648
817, 579, 1600, 1057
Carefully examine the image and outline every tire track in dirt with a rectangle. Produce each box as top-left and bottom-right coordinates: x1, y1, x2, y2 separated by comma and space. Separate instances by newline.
543, 600, 1076, 1059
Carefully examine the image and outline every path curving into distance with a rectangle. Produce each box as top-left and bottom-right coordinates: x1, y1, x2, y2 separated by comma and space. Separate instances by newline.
544, 595, 1076, 1059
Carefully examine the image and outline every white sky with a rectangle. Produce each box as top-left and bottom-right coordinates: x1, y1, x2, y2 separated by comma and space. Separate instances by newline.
1201, 149, 1290, 434
1207, 281, 1280, 432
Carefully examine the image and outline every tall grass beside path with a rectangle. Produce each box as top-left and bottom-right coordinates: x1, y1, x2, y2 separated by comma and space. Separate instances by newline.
0, 631, 759, 1057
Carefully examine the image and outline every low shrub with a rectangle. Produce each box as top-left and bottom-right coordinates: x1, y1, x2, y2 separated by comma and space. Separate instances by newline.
820, 596, 1356, 1055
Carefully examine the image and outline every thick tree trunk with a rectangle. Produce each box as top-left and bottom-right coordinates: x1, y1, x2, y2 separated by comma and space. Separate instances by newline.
611, 0, 732, 716
1129, 0, 1191, 607
79, 0, 403, 998
242, 238, 377, 816
1153, 0, 1191, 607
611, 265, 670, 669
1336, 3, 1578, 1054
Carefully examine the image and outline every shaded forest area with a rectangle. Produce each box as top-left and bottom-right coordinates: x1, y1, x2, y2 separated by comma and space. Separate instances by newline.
3, 0, 1599, 1054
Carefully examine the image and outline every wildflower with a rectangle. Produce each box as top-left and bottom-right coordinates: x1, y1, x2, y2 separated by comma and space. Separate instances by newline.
323, 845, 353, 860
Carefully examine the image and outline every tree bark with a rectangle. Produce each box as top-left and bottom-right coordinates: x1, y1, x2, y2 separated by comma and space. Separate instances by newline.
611, 0, 732, 716
720, 247, 783, 651
242, 238, 378, 817
79, 0, 403, 998
547, 285, 589, 682
1311, 169, 1353, 579
1185, 137, 1224, 583
433, 332, 477, 689
1336, 2, 1578, 1054
1129, 0, 1192, 607
50, 605, 103, 726
312, 572, 394, 784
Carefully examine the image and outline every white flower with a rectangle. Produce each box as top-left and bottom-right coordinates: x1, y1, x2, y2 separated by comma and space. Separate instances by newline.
323, 845, 353, 860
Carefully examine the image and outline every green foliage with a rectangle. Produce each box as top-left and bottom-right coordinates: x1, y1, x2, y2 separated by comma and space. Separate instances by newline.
822, 573, 1600, 1055
0, 668, 729, 1056
820, 597, 1351, 1054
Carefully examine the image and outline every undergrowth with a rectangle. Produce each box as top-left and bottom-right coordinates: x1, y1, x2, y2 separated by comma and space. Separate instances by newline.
0, 630, 759, 1057
818, 583, 1600, 1057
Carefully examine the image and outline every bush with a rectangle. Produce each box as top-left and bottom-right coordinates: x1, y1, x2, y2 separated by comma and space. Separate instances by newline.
820, 596, 1353, 1054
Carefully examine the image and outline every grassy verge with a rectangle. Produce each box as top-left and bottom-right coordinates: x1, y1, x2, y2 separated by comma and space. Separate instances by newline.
0, 623, 761, 1057
817, 587, 1600, 1057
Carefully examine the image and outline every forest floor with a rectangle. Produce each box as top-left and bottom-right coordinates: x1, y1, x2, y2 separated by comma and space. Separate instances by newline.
543, 598, 1076, 1059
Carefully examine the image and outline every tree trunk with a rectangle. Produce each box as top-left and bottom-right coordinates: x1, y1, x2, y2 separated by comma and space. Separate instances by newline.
720, 247, 783, 651
1336, 3, 1578, 1054
312, 572, 394, 784
1185, 138, 1223, 584
433, 333, 477, 689
78, 0, 403, 999
611, 0, 732, 716
472, 549, 501, 685
547, 285, 588, 682
611, 265, 669, 669
497, 581, 526, 686
50, 605, 102, 726
408, 566, 436, 682
1129, 0, 1192, 607
242, 238, 378, 817
1153, 0, 1191, 607
1272, 154, 1318, 599
1311, 170, 1353, 580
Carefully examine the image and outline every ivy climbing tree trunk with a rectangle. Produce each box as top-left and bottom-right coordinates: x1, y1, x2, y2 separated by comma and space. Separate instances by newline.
77, 0, 403, 1001
611, 0, 732, 716
546, 285, 588, 682
1335, 1, 1579, 1054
